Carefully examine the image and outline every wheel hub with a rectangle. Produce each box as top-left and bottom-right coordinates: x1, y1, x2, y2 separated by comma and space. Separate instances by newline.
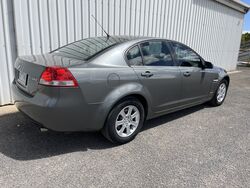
115, 105, 140, 138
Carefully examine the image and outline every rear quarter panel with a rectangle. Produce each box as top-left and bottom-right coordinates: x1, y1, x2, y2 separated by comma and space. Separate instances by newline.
70, 65, 152, 130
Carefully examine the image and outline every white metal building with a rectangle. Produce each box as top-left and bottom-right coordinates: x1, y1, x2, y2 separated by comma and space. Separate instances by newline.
0, 0, 249, 105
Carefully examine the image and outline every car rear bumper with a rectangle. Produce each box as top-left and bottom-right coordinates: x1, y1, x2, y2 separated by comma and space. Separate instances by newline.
12, 81, 104, 132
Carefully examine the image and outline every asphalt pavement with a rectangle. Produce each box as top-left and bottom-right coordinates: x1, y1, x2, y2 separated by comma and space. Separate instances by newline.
0, 67, 249, 188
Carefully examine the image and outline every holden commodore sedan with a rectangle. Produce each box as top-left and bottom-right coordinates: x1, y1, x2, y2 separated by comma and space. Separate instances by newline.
12, 36, 229, 143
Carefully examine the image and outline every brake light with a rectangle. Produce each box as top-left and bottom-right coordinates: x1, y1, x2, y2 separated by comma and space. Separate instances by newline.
39, 67, 78, 87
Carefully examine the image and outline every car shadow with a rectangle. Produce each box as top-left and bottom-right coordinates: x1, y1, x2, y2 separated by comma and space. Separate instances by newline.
142, 104, 209, 131
0, 104, 209, 161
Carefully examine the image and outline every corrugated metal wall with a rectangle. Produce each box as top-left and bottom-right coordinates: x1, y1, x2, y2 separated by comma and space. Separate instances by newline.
0, 0, 16, 105
0, 0, 245, 105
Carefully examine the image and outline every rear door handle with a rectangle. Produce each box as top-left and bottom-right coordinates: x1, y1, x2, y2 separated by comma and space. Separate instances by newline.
141, 71, 154, 78
183, 71, 191, 77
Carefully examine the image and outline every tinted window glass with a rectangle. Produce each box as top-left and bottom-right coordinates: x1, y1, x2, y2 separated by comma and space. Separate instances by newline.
52, 36, 132, 61
140, 41, 174, 66
127, 46, 143, 66
172, 43, 202, 68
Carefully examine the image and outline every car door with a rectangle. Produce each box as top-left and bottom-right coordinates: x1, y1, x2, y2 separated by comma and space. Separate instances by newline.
126, 40, 182, 114
171, 42, 216, 105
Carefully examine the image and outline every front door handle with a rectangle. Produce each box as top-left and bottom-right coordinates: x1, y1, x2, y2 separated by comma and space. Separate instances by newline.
141, 71, 154, 78
183, 71, 191, 77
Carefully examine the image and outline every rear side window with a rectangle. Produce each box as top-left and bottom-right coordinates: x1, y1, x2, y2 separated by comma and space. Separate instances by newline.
126, 46, 143, 66
172, 43, 203, 68
140, 41, 174, 66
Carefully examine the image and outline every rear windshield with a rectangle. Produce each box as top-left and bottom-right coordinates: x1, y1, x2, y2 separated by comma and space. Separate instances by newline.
51, 36, 132, 61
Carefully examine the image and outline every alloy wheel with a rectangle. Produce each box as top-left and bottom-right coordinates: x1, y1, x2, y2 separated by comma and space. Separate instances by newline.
115, 105, 140, 137
217, 83, 227, 103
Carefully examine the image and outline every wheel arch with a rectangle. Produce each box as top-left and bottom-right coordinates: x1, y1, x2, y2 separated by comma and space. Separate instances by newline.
101, 93, 149, 143
116, 94, 148, 117
93, 80, 152, 130
108, 93, 149, 119
223, 75, 230, 85
100, 92, 150, 128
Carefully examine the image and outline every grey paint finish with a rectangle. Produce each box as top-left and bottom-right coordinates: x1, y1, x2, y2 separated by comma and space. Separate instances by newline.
1, 0, 247, 105
12, 37, 229, 132
132, 66, 182, 113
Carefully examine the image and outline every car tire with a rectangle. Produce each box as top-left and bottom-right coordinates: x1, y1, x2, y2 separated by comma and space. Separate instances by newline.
209, 79, 228, 106
102, 97, 145, 144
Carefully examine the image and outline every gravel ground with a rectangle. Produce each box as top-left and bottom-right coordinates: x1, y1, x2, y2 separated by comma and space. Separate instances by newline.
0, 67, 249, 188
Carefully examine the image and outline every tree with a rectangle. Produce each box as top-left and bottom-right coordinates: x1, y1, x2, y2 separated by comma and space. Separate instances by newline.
241, 33, 250, 45
239, 33, 250, 63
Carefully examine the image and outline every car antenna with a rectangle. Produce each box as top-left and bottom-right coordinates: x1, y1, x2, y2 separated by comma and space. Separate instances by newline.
91, 15, 110, 39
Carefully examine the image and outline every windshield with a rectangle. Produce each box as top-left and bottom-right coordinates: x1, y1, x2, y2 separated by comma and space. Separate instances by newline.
51, 36, 132, 61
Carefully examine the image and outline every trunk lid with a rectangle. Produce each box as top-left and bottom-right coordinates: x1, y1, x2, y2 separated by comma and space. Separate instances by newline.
14, 53, 84, 95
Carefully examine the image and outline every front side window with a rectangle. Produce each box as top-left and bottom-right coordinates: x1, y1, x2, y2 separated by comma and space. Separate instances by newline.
140, 41, 174, 66
126, 46, 143, 66
172, 42, 203, 68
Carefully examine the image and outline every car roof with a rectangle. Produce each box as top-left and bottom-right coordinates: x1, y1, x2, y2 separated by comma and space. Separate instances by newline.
110, 35, 170, 42
110, 35, 179, 47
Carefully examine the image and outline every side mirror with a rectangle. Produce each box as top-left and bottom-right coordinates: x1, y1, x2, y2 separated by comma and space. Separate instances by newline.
204, 61, 213, 69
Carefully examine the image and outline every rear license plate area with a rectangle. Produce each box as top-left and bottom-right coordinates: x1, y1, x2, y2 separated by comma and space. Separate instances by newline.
17, 71, 28, 87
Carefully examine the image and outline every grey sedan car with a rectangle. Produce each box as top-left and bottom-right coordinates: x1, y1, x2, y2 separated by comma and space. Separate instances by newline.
12, 36, 229, 143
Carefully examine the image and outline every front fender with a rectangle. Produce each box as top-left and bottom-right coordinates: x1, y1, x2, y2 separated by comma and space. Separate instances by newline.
210, 66, 229, 95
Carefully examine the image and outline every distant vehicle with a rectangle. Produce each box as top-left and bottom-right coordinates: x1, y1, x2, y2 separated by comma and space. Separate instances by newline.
12, 36, 229, 143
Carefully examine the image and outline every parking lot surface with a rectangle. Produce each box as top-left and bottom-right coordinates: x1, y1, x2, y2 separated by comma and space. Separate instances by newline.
0, 67, 249, 188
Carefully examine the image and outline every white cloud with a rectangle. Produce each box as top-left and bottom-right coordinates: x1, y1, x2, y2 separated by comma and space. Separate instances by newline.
243, 31, 250, 34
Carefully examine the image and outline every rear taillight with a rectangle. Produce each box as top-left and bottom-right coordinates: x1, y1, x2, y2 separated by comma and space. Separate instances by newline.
39, 67, 78, 87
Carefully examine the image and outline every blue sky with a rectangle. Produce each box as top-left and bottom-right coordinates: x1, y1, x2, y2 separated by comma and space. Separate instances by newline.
241, 0, 250, 32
